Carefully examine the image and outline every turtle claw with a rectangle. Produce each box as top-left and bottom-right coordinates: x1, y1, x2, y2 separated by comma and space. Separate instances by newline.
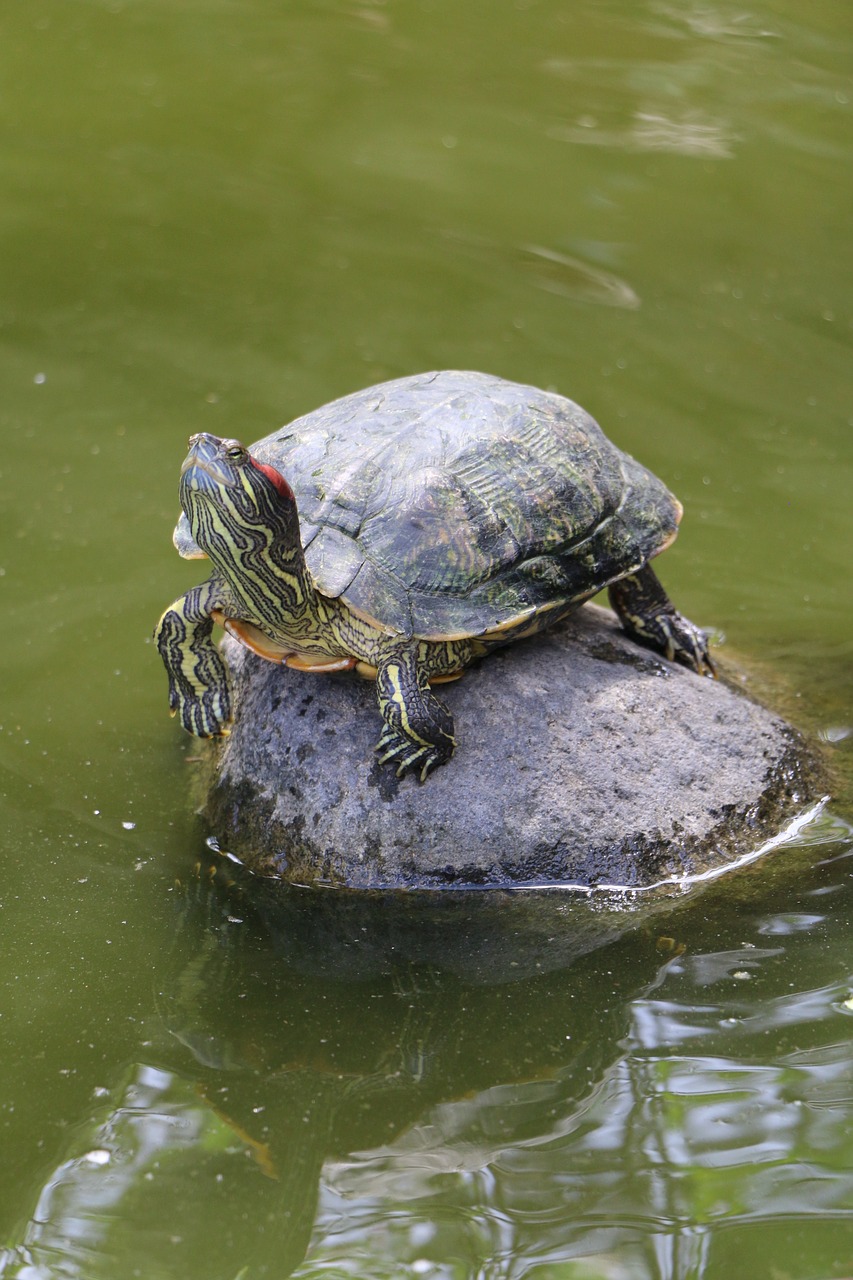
652, 614, 715, 678
374, 726, 449, 782
664, 614, 715, 678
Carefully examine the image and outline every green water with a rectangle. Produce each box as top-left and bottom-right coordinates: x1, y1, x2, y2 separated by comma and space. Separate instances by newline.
1, 1, 852, 1276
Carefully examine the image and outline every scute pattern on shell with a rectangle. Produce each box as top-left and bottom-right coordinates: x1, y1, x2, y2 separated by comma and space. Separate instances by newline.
182, 371, 682, 640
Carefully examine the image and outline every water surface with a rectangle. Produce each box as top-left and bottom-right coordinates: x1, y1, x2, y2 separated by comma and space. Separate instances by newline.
1, 1, 852, 1276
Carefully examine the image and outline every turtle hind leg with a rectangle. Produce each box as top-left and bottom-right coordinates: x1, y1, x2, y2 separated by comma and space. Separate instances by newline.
608, 564, 715, 676
374, 644, 456, 781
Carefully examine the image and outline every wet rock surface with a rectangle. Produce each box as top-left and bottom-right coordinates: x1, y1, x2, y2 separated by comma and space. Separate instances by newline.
200, 604, 822, 889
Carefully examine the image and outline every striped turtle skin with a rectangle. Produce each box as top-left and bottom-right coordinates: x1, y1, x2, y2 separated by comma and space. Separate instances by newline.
157, 371, 713, 781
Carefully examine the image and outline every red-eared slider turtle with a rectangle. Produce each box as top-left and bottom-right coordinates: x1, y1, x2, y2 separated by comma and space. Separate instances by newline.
155, 370, 713, 780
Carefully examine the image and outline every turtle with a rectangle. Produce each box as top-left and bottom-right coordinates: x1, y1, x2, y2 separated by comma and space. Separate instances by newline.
155, 370, 713, 780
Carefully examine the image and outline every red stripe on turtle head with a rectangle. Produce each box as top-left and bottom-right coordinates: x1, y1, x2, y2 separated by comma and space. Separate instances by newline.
250, 458, 295, 502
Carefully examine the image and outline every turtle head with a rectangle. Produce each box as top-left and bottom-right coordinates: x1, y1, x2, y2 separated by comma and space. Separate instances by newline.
179, 433, 300, 569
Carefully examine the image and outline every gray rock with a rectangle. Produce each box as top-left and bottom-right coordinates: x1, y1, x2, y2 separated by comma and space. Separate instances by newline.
199, 604, 822, 889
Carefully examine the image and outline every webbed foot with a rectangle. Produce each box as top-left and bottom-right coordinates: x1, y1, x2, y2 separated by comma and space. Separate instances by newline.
608, 565, 715, 677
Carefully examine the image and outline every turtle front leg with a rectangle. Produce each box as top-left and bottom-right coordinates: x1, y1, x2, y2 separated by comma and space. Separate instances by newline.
374, 643, 457, 781
155, 578, 234, 737
608, 564, 715, 676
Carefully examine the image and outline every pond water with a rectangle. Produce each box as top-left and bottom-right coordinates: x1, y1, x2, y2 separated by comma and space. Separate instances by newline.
1, 1, 852, 1277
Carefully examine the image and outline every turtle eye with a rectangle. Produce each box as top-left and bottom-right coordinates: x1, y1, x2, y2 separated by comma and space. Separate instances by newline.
224, 443, 246, 461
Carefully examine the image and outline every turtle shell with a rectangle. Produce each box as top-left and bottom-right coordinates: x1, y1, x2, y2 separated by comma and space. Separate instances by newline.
175, 371, 682, 640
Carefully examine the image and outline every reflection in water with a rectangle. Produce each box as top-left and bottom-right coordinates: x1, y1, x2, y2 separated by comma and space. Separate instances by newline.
519, 245, 641, 310
439, 229, 642, 312
308, 964, 853, 1277
548, 112, 736, 159
649, 4, 782, 42
5, 830, 853, 1280
4, 1064, 278, 1280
